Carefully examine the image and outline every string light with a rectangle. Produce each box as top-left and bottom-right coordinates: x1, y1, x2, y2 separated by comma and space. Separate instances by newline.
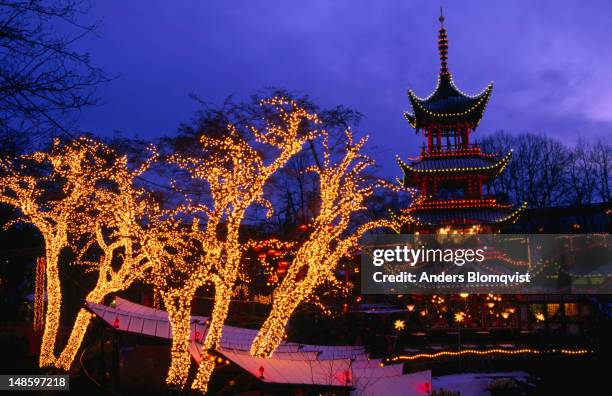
550, 262, 612, 279
396, 150, 513, 175
33, 257, 46, 332
413, 200, 527, 229
406, 83, 493, 121
414, 146, 499, 160
415, 199, 514, 210
389, 348, 589, 362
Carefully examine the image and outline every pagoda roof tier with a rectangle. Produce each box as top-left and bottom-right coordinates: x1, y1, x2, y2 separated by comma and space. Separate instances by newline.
404, 74, 493, 132
397, 150, 512, 185
410, 202, 527, 227
403, 11, 493, 132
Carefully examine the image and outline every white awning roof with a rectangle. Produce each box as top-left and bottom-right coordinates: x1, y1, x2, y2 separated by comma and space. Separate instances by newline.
353, 363, 403, 378
86, 298, 432, 394
217, 347, 352, 387
87, 299, 302, 352
353, 370, 431, 396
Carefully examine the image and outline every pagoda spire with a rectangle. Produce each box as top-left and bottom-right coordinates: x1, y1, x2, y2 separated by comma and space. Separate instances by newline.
438, 7, 449, 75
404, 9, 493, 132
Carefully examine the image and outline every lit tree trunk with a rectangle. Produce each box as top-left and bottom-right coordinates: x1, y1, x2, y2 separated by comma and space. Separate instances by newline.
39, 249, 61, 367
193, 358, 216, 394
55, 287, 106, 370
191, 283, 232, 393
55, 309, 94, 370
164, 291, 193, 389
250, 278, 312, 357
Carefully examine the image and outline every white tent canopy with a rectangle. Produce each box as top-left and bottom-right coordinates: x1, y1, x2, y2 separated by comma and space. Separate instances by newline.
217, 347, 352, 387
86, 298, 431, 395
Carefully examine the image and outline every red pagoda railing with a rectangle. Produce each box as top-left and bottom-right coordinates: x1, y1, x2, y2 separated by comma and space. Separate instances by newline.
413, 198, 514, 210
418, 143, 498, 160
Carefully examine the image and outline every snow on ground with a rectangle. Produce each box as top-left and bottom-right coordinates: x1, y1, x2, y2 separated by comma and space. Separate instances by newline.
433, 372, 529, 396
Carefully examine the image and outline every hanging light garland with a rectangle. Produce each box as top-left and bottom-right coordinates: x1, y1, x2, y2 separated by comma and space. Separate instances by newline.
389, 347, 590, 362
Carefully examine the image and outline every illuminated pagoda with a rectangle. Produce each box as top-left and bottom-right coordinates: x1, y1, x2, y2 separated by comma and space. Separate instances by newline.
397, 11, 526, 233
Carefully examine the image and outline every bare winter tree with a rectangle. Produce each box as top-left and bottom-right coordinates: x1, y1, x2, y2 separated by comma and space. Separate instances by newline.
483, 131, 570, 208
536, 136, 571, 207
483, 131, 612, 207
591, 140, 612, 203
567, 139, 597, 206
480, 130, 515, 203
0, 0, 108, 154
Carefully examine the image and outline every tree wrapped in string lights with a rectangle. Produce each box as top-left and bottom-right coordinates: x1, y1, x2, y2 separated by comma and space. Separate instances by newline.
155, 97, 321, 392
55, 147, 157, 370
188, 97, 320, 392
0, 138, 113, 367
140, 214, 208, 389
250, 131, 396, 358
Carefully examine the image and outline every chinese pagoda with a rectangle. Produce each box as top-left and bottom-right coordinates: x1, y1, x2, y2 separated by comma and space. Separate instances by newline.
397, 12, 526, 233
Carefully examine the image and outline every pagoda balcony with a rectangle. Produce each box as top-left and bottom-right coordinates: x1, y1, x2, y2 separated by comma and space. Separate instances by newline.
416, 143, 498, 160
412, 198, 515, 211
426, 194, 502, 201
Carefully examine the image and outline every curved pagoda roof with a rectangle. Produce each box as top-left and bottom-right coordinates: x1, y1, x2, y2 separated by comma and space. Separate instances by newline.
412, 206, 526, 227
408, 202, 528, 228
404, 14, 493, 132
396, 150, 512, 186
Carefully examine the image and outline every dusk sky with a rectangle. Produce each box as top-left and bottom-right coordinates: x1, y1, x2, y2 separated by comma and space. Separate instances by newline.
75, 1, 612, 178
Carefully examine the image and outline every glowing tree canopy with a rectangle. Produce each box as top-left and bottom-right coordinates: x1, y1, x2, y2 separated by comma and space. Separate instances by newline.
0, 138, 113, 367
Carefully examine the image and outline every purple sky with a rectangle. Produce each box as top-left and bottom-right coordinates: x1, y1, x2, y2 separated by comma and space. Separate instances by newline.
75, 1, 612, 178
